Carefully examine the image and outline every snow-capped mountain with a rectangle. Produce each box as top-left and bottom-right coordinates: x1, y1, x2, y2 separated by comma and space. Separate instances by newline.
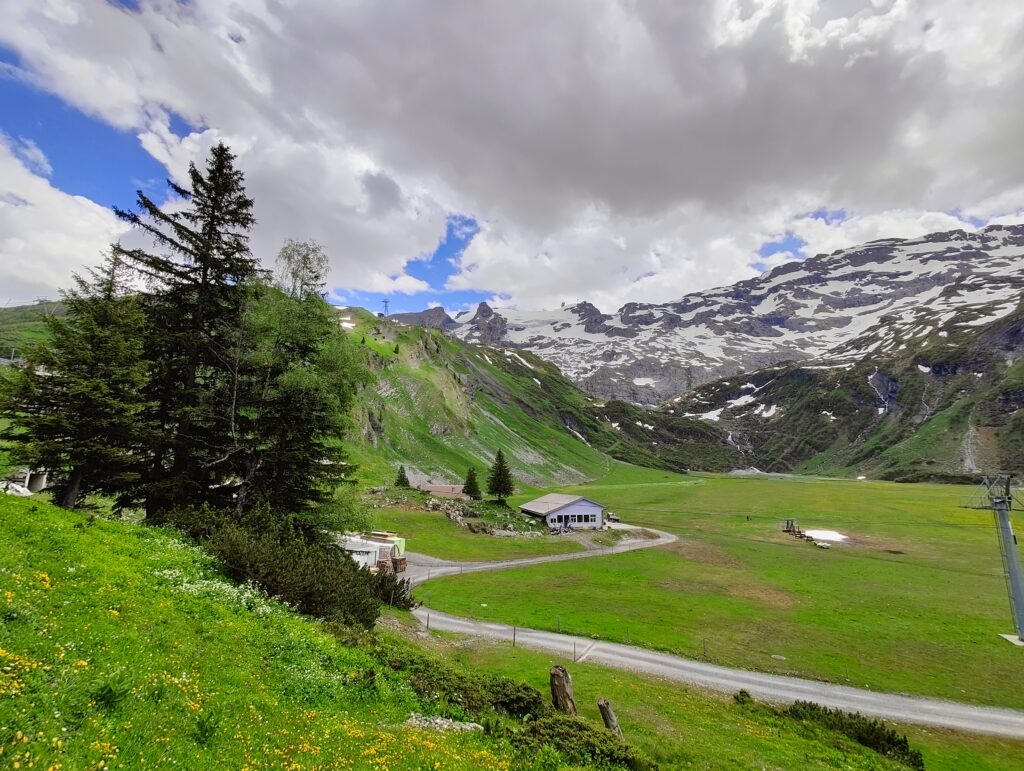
398, 224, 1024, 405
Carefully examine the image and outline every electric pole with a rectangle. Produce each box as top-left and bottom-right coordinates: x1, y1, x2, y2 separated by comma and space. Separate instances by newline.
382, 298, 390, 317
967, 475, 1024, 643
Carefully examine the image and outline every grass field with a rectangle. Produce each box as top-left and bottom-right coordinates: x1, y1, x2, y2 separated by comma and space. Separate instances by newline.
0, 496, 515, 770
417, 464, 1024, 709
437, 636, 1024, 771
373, 507, 582, 561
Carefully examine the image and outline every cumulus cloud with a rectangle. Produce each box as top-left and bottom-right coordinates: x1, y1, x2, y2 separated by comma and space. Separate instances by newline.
0, 135, 126, 305
0, 0, 1022, 309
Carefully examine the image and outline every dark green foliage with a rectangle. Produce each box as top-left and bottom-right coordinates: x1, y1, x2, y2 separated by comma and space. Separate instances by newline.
733, 689, 753, 705
395, 465, 411, 488
368, 569, 414, 610
484, 675, 548, 720
224, 282, 369, 513
374, 638, 548, 720
0, 254, 149, 509
164, 505, 381, 627
514, 714, 653, 770
486, 448, 514, 504
783, 701, 924, 769
463, 467, 482, 500
113, 142, 262, 517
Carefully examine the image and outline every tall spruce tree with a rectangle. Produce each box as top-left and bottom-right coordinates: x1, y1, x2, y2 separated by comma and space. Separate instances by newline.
463, 467, 482, 500
0, 254, 149, 509
112, 143, 261, 517
486, 449, 514, 505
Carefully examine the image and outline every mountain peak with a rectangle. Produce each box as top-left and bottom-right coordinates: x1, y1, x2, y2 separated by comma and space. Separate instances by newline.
400, 223, 1024, 405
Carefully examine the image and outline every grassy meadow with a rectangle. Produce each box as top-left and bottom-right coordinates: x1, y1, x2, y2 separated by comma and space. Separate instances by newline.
437, 636, 1024, 771
416, 464, 1024, 709
0, 496, 516, 770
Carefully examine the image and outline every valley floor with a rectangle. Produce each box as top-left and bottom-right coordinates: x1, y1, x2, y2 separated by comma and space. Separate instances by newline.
412, 464, 1024, 711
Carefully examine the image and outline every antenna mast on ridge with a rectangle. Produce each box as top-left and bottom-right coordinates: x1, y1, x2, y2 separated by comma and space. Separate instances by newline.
965, 474, 1024, 644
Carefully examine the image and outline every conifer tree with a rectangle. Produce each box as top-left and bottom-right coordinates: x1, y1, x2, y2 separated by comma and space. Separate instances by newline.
0, 254, 149, 509
463, 467, 482, 500
486, 449, 514, 505
112, 143, 261, 517
395, 465, 411, 488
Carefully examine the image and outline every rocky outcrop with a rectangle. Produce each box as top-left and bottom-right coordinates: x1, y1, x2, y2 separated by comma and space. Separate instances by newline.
389, 306, 458, 331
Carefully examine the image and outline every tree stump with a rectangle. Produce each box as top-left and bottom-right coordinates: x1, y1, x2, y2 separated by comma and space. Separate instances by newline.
549, 665, 577, 714
598, 697, 623, 738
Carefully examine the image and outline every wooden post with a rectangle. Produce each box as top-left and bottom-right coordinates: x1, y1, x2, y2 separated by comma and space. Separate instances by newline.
549, 665, 577, 715
598, 698, 623, 738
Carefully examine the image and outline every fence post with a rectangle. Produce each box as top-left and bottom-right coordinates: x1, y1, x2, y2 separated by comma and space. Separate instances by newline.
513, 626, 516, 648
426, 612, 430, 630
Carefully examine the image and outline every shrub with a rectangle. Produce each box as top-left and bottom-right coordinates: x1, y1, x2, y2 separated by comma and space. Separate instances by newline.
374, 637, 548, 719
368, 569, 415, 610
483, 674, 548, 720
784, 701, 924, 769
515, 714, 653, 770
164, 505, 381, 628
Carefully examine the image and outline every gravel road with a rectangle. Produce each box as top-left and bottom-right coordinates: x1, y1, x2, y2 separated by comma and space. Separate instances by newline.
409, 526, 1024, 738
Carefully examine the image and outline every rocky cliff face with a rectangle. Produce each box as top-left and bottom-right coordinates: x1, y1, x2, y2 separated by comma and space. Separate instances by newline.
388, 306, 459, 331
437, 224, 1024, 404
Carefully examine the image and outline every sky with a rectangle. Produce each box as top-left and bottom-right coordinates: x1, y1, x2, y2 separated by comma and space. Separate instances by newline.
1, 1, 1023, 315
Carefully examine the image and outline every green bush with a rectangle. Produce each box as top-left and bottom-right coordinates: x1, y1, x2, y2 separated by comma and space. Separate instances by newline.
784, 701, 925, 769
368, 568, 414, 610
374, 637, 548, 719
484, 674, 548, 719
164, 505, 381, 627
515, 714, 653, 770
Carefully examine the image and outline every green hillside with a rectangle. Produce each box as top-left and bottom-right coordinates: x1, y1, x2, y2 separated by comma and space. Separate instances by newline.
0, 301, 64, 355
668, 304, 1024, 480
0, 496, 518, 769
339, 307, 737, 487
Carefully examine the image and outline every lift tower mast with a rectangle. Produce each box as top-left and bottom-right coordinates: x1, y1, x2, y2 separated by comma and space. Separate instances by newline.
967, 475, 1024, 642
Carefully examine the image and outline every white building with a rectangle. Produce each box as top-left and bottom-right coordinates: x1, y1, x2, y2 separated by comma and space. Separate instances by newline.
520, 494, 605, 530
339, 535, 392, 569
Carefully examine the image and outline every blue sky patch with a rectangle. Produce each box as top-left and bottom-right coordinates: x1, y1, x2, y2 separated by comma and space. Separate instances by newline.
0, 64, 165, 209
328, 214, 491, 316
754, 231, 806, 272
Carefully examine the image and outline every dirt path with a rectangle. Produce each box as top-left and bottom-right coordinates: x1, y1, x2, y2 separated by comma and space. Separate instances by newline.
409, 525, 1024, 738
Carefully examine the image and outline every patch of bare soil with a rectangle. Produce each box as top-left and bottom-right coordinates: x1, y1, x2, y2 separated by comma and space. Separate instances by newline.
659, 539, 741, 568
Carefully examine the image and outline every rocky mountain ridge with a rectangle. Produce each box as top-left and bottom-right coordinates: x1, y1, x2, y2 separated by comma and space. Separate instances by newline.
398, 223, 1024, 404
662, 301, 1024, 479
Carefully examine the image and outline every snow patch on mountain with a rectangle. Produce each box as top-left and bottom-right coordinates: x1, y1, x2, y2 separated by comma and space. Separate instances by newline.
399, 224, 1024, 405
